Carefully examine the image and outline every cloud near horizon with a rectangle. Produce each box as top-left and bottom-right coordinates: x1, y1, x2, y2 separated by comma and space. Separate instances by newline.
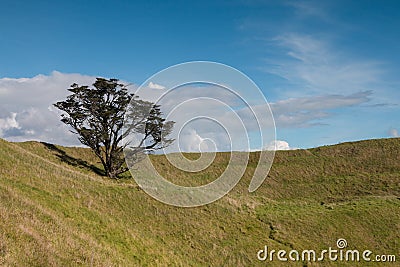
389, 128, 399, 138
0, 71, 96, 146
265, 140, 297, 151
0, 71, 377, 150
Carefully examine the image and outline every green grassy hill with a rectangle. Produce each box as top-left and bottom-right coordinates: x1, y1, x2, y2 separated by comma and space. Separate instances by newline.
0, 138, 399, 266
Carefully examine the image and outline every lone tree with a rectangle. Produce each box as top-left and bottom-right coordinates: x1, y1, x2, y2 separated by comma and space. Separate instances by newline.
54, 78, 174, 178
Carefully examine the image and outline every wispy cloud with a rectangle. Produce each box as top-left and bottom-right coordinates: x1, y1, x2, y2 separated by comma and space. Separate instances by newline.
285, 0, 328, 20
272, 91, 371, 113
270, 91, 371, 127
236, 91, 371, 129
267, 33, 384, 95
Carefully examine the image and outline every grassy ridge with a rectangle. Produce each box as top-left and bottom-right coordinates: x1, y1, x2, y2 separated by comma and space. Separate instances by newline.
0, 138, 399, 266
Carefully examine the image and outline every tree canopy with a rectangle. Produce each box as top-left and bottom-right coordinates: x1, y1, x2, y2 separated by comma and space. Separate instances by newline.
54, 78, 174, 178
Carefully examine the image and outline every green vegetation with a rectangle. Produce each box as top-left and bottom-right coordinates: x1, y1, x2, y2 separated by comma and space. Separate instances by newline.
0, 138, 399, 266
54, 77, 174, 179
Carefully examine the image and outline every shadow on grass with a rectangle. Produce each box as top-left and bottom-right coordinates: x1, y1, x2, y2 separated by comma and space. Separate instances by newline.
41, 142, 105, 176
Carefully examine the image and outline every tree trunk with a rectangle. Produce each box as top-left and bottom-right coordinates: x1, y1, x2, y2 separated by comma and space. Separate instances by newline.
106, 167, 118, 179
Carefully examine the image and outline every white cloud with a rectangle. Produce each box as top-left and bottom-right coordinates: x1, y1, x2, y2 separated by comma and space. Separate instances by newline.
0, 71, 96, 146
0, 73, 251, 150
265, 140, 297, 151
0, 113, 20, 136
137, 83, 267, 152
148, 81, 165, 90
0, 73, 255, 151
177, 129, 216, 152
389, 128, 399, 137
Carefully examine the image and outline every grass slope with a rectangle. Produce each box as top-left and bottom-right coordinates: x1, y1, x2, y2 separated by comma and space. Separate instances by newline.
0, 138, 399, 266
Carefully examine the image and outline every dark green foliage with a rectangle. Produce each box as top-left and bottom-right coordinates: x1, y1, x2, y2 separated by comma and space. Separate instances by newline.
54, 78, 174, 178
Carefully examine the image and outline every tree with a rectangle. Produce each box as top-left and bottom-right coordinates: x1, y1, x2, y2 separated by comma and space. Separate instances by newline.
54, 78, 174, 178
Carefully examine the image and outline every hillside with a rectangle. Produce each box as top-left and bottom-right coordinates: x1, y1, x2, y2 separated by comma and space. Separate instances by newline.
0, 138, 399, 266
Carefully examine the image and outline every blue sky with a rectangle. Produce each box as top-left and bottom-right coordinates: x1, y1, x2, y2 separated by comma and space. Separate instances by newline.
0, 0, 399, 149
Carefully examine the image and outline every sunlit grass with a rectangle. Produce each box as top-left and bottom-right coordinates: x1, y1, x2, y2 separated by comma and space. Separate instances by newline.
0, 138, 399, 266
